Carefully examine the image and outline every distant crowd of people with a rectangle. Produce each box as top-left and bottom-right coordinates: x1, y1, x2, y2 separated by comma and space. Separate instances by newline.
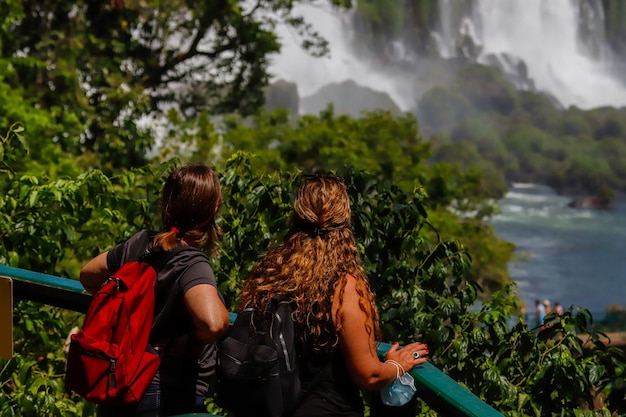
520, 298, 565, 329
534, 298, 564, 326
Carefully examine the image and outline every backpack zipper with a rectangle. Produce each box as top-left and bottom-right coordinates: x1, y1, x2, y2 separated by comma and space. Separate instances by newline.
75, 347, 117, 389
109, 359, 117, 388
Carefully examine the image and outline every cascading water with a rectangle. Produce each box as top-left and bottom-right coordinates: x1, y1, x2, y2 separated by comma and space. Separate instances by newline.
269, 0, 626, 112
469, 0, 626, 109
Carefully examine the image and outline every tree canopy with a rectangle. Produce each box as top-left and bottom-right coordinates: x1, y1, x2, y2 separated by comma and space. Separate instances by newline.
1, 0, 350, 168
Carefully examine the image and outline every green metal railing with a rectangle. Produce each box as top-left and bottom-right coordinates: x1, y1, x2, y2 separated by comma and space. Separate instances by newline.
0, 264, 504, 417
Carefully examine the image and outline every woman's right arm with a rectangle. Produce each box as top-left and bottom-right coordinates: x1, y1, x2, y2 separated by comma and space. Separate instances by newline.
334, 274, 428, 390
79, 252, 111, 294
184, 284, 230, 344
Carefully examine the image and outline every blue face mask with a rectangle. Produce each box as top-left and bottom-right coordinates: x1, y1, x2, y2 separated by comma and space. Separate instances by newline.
380, 372, 417, 406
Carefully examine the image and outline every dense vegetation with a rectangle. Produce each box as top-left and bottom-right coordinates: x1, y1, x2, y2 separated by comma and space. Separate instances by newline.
1, 1, 625, 416
420, 64, 626, 200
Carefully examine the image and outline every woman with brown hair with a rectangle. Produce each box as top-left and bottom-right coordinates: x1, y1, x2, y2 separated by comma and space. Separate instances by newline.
238, 174, 428, 416
80, 164, 230, 416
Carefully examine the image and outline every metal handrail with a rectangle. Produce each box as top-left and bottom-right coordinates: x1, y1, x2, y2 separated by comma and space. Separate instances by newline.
1, 264, 504, 417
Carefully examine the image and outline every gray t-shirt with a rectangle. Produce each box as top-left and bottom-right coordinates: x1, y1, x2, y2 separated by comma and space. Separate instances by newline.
107, 230, 221, 397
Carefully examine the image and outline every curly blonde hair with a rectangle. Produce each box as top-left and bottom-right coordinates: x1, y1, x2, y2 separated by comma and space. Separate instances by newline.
239, 175, 381, 354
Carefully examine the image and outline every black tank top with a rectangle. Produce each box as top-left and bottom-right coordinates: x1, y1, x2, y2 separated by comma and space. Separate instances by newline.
293, 350, 364, 417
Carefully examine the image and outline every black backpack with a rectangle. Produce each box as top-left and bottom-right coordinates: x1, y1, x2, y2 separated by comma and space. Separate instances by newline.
217, 300, 302, 417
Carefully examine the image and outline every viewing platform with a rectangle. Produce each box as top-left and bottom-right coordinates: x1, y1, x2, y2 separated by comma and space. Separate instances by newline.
0, 263, 508, 417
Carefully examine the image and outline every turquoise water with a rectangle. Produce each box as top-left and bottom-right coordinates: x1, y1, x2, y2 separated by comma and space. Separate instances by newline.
490, 183, 626, 318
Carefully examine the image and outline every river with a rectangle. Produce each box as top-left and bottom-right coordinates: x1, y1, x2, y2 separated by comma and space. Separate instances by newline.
490, 183, 626, 320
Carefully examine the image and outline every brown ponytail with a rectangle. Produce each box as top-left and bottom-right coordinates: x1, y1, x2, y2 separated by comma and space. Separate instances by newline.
152, 165, 222, 253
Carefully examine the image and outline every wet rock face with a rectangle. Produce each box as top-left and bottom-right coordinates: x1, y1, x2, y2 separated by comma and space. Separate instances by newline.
567, 194, 612, 210
300, 80, 402, 117
264, 80, 300, 115
264, 79, 402, 118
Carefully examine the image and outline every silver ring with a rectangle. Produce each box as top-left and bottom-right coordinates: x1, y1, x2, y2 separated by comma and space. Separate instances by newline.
413, 351, 420, 359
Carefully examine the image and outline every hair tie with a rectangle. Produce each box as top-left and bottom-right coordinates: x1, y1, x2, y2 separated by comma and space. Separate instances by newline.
311, 227, 330, 237
302, 225, 344, 238
170, 227, 179, 235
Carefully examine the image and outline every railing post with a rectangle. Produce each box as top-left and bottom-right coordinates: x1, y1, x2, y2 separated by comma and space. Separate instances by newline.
0, 275, 13, 359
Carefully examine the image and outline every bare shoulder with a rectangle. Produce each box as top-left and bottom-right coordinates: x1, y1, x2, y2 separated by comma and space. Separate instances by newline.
344, 273, 358, 288
335, 273, 360, 297
344, 273, 371, 293
334, 273, 368, 313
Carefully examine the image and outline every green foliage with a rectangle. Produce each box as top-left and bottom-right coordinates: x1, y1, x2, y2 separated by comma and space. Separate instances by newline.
444, 299, 626, 416
0, 128, 168, 276
418, 87, 473, 131
217, 108, 433, 190
561, 151, 619, 192
344, 171, 476, 346
214, 152, 297, 306
0, 302, 95, 417
214, 107, 507, 208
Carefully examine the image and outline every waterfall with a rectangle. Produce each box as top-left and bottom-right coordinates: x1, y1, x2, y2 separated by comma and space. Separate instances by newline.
433, 0, 478, 59
469, 0, 626, 109
269, 0, 626, 113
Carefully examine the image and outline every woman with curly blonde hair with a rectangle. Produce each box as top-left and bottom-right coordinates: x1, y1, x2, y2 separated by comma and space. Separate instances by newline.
238, 174, 428, 417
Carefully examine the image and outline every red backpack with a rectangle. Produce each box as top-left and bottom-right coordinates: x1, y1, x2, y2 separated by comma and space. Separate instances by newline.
65, 248, 196, 405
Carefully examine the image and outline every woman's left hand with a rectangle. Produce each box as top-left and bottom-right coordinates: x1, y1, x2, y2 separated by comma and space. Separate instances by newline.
384, 341, 429, 373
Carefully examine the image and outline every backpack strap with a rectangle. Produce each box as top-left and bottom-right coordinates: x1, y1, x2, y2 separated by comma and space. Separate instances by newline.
140, 244, 205, 272
143, 245, 210, 343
